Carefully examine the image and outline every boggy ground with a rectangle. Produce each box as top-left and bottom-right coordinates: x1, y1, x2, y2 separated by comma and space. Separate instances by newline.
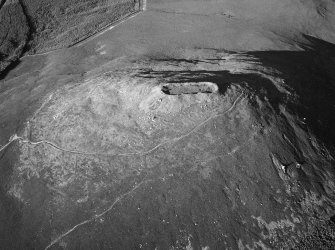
1, 0, 335, 249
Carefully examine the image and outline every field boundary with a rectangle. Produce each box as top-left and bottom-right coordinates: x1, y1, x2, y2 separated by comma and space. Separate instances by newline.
72, 2, 144, 48
22, 0, 146, 58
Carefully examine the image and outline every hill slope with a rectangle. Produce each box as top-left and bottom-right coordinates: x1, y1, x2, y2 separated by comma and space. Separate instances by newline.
0, 0, 335, 249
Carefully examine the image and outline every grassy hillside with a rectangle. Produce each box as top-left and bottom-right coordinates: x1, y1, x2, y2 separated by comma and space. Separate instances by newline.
1, 0, 335, 249
0, 0, 138, 75
0, 0, 29, 75
21, 0, 138, 53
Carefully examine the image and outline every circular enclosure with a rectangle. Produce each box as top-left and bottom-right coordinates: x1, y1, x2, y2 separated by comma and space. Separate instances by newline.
161, 82, 219, 95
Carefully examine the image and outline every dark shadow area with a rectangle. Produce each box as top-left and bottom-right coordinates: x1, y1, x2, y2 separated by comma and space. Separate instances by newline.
248, 35, 335, 148
138, 36, 335, 148
300, 34, 335, 53
136, 68, 284, 111
0, 0, 6, 10
0, 58, 22, 81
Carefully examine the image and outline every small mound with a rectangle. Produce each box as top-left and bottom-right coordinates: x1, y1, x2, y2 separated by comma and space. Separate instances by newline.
161, 82, 218, 95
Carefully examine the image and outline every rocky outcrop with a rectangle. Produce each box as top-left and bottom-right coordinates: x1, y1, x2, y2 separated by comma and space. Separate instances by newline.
162, 82, 218, 95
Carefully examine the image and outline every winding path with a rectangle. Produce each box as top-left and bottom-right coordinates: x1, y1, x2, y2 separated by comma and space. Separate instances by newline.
0, 91, 246, 250
44, 178, 150, 250
42, 92, 245, 250
0, 92, 244, 158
